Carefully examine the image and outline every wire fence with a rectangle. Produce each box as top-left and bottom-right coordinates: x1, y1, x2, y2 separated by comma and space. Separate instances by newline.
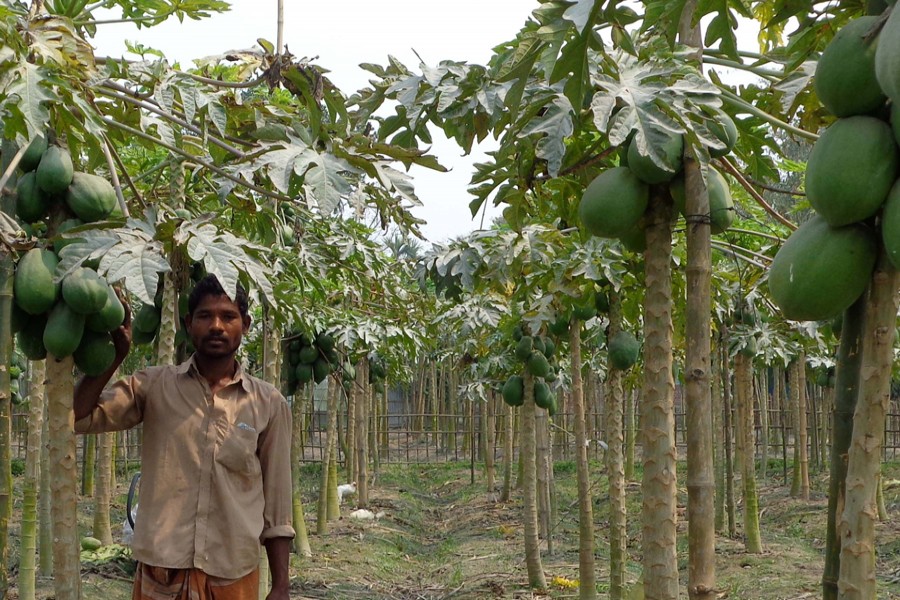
12, 394, 900, 469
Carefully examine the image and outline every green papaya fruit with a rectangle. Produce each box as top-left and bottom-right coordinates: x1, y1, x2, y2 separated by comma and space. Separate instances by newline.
36, 145, 74, 195
15, 171, 51, 223
86, 284, 125, 332
19, 134, 47, 173
43, 301, 85, 358
64, 172, 118, 222
501, 375, 524, 407
74, 330, 116, 376
61, 267, 109, 314
14, 248, 59, 315
16, 315, 47, 360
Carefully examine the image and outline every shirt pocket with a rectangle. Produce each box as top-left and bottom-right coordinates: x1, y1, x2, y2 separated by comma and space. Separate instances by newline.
216, 423, 260, 477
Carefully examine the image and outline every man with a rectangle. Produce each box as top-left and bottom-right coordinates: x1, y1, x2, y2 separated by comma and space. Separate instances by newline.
74, 274, 294, 600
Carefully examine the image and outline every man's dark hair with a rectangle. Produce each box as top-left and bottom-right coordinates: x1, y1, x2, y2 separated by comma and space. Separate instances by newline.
188, 274, 249, 318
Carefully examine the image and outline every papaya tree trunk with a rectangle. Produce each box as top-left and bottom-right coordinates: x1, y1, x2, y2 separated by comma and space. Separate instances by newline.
568, 320, 595, 599
501, 403, 514, 503
20, 359, 46, 600
713, 340, 725, 534
789, 357, 810, 500
809, 384, 820, 474
380, 379, 389, 455
876, 474, 888, 521
535, 405, 551, 549
447, 370, 458, 457
257, 312, 281, 597
47, 355, 80, 600
625, 387, 636, 481
677, 11, 716, 596
355, 360, 369, 508
346, 377, 357, 483
641, 189, 679, 599
92, 433, 113, 544
820, 386, 832, 473
606, 295, 627, 600
721, 343, 736, 538
521, 371, 547, 590
735, 352, 762, 553
369, 377, 379, 477
428, 362, 437, 447
484, 392, 496, 493
81, 434, 95, 497
326, 381, 341, 521
39, 388, 52, 577
290, 385, 312, 556
681, 144, 715, 600
758, 371, 770, 479
0, 151, 17, 599
838, 259, 900, 599
156, 269, 178, 367
317, 378, 337, 534
798, 357, 810, 498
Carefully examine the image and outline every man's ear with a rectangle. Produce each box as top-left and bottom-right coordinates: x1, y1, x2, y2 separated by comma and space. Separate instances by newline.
242, 314, 251, 333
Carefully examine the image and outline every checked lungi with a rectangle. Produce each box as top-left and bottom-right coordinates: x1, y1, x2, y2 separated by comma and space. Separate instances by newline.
132, 563, 260, 600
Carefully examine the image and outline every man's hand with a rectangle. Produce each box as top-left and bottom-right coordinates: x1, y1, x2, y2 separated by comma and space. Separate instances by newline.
110, 286, 132, 361
265, 587, 290, 600
264, 537, 292, 600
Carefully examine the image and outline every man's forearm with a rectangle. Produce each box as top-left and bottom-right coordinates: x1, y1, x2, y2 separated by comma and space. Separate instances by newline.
73, 360, 122, 421
264, 536, 292, 594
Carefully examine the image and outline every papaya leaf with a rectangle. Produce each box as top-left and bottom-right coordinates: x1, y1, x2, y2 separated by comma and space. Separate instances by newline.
57, 228, 169, 305
303, 153, 357, 214
561, 0, 601, 33
6, 62, 57, 139
591, 50, 720, 170
520, 93, 574, 177
772, 60, 816, 113
206, 97, 228, 137
372, 162, 420, 206
178, 223, 275, 305
258, 144, 313, 194
256, 38, 275, 55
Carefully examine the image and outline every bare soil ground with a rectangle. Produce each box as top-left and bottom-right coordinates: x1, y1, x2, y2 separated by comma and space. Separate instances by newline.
8, 459, 900, 599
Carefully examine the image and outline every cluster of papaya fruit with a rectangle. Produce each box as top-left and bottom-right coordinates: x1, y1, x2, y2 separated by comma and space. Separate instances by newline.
368, 354, 387, 385
14, 249, 124, 375
501, 325, 561, 415
769, 11, 900, 322
283, 330, 339, 395
551, 282, 641, 372
15, 134, 119, 232
11, 134, 124, 375
8, 351, 25, 405
577, 106, 738, 251
547, 284, 607, 335
813, 365, 836, 389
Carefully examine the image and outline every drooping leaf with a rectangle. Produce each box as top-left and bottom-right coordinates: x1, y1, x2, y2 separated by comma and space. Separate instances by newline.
6, 62, 57, 138
519, 93, 575, 177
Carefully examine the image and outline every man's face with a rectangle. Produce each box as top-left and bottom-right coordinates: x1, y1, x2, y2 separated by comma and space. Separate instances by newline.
185, 294, 250, 359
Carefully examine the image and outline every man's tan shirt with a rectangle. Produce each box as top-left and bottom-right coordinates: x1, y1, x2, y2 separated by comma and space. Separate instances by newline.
75, 356, 295, 579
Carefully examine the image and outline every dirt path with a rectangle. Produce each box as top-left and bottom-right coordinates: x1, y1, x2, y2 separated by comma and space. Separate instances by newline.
11, 461, 900, 599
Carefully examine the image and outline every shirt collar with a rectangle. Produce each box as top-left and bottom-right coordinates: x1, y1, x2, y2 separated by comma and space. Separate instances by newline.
179, 354, 251, 392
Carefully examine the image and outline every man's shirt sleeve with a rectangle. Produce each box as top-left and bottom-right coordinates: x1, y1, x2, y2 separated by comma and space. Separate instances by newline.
74, 370, 150, 434
258, 391, 295, 541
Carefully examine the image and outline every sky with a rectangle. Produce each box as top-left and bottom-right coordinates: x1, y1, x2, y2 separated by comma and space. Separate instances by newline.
89, 1, 542, 243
